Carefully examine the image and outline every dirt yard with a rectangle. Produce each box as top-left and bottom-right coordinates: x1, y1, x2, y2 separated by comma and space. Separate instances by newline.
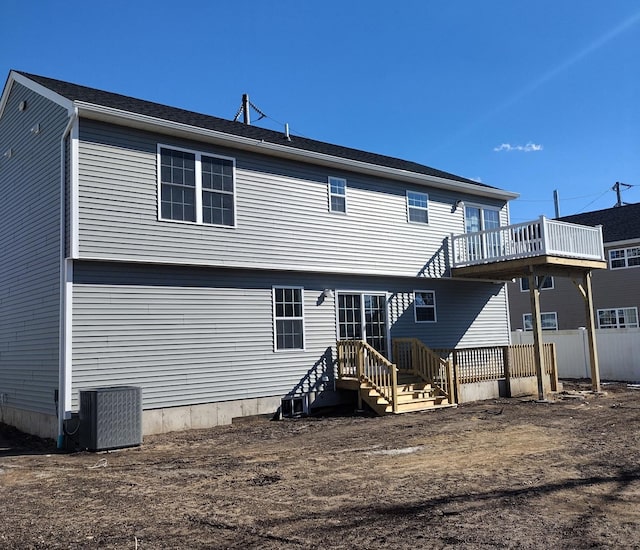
1, 380, 639, 549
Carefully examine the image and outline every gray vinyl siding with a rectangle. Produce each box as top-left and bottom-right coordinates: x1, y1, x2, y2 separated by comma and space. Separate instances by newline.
76, 119, 507, 278
508, 241, 640, 330
71, 262, 510, 409
0, 84, 68, 414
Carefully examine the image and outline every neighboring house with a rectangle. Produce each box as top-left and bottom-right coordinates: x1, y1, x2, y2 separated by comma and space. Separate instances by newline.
0, 71, 520, 443
508, 203, 640, 331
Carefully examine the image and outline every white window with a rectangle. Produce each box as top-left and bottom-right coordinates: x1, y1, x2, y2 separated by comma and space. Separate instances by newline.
609, 247, 640, 269
159, 145, 235, 226
520, 276, 554, 292
328, 177, 346, 213
414, 291, 436, 323
273, 287, 305, 350
407, 191, 429, 223
597, 307, 639, 329
523, 312, 558, 331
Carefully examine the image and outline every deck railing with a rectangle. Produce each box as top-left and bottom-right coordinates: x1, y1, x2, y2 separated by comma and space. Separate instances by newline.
337, 340, 398, 412
452, 216, 605, 268
435, 343, 558, 390
392, 338, 454, 402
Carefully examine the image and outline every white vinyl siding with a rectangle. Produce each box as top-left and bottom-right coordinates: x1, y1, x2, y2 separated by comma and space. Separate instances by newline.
328, 176, 346, 213
597, 307, 639, 329
77, 120, 509, 279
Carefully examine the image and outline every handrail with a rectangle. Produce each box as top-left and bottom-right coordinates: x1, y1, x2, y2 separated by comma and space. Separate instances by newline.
392, 338, 454, 402
337, 340, 398, 410
452, 216, 605, 268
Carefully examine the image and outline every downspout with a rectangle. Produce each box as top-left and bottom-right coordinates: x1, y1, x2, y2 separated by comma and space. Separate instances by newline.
57, 107, 78, 448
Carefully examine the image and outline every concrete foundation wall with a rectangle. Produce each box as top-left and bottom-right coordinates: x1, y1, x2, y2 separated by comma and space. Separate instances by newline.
458, 380, 500, 403
143, 395, 283, 435
0, 405, 57, 440
508, 375, 551, 398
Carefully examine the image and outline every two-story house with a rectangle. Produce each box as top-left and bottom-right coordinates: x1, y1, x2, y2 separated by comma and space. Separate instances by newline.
508, 203, 640, 331
2, 71, 606, 446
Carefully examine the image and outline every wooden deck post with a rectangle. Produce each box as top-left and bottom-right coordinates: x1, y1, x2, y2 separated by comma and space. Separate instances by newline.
582, 272, 601, 392
391, 364, 398, 413
528, 273, 546, 400
503, 346, 512, 397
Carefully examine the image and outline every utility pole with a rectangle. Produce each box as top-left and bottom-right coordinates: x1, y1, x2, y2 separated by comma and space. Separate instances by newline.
553, 189, 560, 218
613, 181, 632, 207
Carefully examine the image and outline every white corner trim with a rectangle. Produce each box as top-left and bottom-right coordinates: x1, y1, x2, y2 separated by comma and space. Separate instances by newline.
70, 115, 80, 258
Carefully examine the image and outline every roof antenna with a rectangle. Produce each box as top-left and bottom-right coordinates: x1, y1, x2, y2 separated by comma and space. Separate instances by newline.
285, 123, 291, 141
233, 94, 267, 126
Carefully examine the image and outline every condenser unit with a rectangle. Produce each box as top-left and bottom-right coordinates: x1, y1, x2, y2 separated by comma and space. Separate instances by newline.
79, 386, 142, 451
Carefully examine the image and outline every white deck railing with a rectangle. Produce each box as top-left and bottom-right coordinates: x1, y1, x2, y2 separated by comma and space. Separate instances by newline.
452, 216, 605, 268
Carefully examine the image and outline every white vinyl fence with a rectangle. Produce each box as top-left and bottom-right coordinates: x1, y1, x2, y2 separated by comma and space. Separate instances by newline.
511, 328, 640, 382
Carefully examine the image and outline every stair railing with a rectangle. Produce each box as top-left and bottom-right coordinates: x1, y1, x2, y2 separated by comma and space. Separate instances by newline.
337, 340, 398, 412
392, 338, 454, 403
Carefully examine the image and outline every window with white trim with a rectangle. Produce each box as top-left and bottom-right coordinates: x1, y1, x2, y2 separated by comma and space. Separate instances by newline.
273, 287, 305, 350
159, 146, 235, 226
328, 177, 346, 213
597, 307, 639, 329
407, 191, 428, 223
414, 291, 436, 323
523, 312, 558, 331
520, 276, 554, 292
609, 247, 640, 269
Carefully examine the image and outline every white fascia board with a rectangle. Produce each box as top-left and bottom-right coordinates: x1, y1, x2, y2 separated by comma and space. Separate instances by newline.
604, 238, 640, 248
75, 102, 519, 202
0, 71, 75, 119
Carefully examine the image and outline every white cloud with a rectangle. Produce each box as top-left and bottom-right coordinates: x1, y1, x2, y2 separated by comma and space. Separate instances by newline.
494, 142, 543, 152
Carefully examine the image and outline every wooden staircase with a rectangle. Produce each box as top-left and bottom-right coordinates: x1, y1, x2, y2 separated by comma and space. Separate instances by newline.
336, 339, 456, 416
360, 373, 453, 415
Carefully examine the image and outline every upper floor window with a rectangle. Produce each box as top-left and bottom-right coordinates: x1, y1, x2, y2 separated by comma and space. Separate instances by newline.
520, 276, 554, 292
328, 177, 347, 213
407, 191, 429, 223
597, 307, 638, 329
273, 287, 305, 350
523, 312, 558, 331
414, 291, 437, 323
159, 146, 235, 226
609, 247, 640, 269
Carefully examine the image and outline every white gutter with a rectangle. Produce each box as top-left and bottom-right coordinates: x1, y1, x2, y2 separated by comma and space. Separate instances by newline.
74, 102, 519, 202
57, 107, 78, 448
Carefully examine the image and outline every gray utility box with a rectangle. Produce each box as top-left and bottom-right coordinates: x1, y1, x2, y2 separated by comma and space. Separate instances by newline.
79, 386, 142, 451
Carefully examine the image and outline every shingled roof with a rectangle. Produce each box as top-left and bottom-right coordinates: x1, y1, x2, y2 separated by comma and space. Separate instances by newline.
558, 202, 640, 243
16, 71, 495, 190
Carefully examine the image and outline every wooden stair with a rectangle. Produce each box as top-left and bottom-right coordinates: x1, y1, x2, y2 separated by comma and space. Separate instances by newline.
360, 373, 455, 415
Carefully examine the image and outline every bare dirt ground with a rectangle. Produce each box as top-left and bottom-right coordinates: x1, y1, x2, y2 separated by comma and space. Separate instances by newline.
1, 380, 639, 550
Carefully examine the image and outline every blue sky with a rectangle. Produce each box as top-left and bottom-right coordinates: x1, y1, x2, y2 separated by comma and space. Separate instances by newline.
2, 1, 638, 222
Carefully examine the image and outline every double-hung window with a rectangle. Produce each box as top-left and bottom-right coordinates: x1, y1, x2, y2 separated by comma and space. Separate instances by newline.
159, 146, 235, 226
328, 177, 347, 213
597, 307, 639, 329
414, 291, 436, 322
523, 312, 558, 331
609, 247, 640, 269
273, 287, 305, 350
520, 276, 554, 292
407, 191, 429, 223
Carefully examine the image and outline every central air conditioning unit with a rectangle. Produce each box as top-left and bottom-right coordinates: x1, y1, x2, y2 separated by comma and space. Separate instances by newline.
280, 394, 308, 418
79, 386, 142, 451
